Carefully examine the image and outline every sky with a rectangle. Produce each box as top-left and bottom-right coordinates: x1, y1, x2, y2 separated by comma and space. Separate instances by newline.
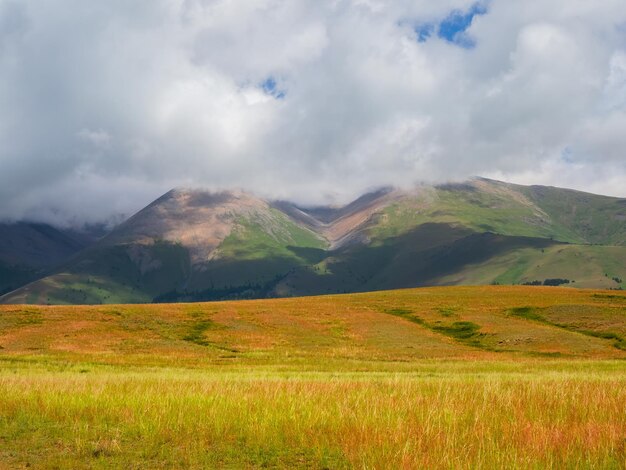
1, 0, 625, 226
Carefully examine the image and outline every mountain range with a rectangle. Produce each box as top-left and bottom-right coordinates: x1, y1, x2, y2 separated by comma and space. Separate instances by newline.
1, 177, 624, 304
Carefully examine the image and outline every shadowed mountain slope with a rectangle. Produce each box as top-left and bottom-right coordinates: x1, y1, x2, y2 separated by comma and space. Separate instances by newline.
0, 222, 102, 296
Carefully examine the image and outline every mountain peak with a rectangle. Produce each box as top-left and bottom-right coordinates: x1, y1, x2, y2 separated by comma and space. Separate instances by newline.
104, 187, 271, 263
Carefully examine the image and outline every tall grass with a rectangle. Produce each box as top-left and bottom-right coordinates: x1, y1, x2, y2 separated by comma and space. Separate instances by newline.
0, 361, 625, 469
1, 287, 625, 468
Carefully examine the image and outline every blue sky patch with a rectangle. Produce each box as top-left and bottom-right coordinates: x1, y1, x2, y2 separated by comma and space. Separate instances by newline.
414, 2, 487, 48
415, 23, 435, 43
260, 77, 286, 99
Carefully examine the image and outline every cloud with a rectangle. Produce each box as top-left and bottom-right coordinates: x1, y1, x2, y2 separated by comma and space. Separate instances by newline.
0, 0, 625, 226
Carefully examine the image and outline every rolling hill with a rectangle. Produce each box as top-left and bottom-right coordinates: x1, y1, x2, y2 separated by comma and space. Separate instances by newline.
0, 222, 103, 296
2, 286, 625, 468
1, 286, 625, 362
1, 178, 624, 305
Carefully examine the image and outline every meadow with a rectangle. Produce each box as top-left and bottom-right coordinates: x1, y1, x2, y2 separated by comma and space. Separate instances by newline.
0, 286, 625, 468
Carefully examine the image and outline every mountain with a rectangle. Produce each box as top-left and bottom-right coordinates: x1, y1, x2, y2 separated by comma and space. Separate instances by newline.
0, 222, 103, 296
1, 178, 625, 304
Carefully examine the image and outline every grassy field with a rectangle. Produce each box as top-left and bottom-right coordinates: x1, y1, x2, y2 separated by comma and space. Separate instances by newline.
437, 244, 626, 289
0, 286, 625, 468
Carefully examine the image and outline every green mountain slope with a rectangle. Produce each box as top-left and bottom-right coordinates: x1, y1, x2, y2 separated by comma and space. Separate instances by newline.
366, 179, 624, 245
435, 244, 626, 289
1, 179, 624, 305
517, 183, 626, 245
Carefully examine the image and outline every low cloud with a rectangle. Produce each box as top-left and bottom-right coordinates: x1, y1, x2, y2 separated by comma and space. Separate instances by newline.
1, 0, 625, 226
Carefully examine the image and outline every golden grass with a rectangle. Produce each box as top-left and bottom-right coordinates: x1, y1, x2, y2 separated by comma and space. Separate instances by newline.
1, 286, 625, 366
0, 362, 625, 469
0, 286, 625, 468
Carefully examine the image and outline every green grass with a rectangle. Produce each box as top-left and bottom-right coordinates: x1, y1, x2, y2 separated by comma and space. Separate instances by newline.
431, 320, 481, 340
437, 244, 626, 289
368, 184, 584, 244
367, 180, 625, 248
383, 308, 494, 351
218, 208, 327, 262
183, 320, 220, 346
54, 276, 151, 305
520, 183, 626, 245
509, 306, 544, 321
182, 313, 237, 352
491, 249, 537, 284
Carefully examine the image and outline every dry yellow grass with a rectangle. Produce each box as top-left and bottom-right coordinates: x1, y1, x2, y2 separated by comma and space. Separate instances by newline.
1, 286, 625, 365
0, 286, 625, 468
0, 362, 625, 469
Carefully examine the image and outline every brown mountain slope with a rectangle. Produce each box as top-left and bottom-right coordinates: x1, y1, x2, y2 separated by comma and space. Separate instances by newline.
104, 189, 281, 264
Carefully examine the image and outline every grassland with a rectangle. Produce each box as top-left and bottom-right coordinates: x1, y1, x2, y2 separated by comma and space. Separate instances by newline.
1, 286, 625, 468
519, 183, 626, 246
368, 184, 584, 244
217, 208, 328, 262
437, 244, 626, 289
5, 241, 192, 305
